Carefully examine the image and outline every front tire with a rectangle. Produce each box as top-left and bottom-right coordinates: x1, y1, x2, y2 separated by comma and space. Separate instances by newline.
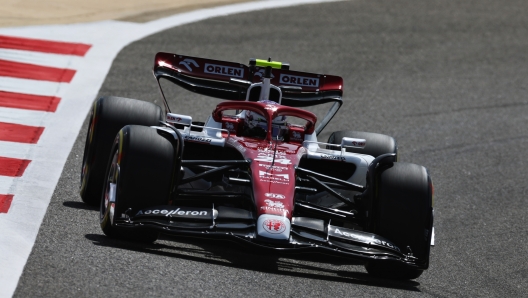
80, 96, 162, 205
365, 162, 434, 279
100, 125, 176, 242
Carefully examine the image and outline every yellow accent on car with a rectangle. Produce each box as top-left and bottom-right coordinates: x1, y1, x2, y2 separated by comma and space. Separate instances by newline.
117, 130, 124, 164
255, 59, 283, 69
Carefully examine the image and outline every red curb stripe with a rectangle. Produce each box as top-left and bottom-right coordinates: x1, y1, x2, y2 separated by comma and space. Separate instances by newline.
0, 194, 14, 213
0, 35, 91, 56
0, 59, 76, 83
0, 122, 44, 144
0, 157, 31, 177
0, 91, 60, 112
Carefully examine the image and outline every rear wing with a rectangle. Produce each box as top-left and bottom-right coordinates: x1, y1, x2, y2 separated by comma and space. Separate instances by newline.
153, 52, 344, 134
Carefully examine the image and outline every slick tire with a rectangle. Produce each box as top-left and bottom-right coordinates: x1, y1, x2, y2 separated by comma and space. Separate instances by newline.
327, 131, 398, 159
80, 96, 163, 206
100, 125, 176, 243
365, 162, 434, 280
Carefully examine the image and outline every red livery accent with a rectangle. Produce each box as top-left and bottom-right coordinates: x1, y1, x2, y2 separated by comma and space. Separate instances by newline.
221, 116, 243, 134
216, 101, 313, 220
0, 157, 31, 177
0, 59, 76, 83
0, 91, 60, 112
0, 122, 44, 144
155, 52, 249, 82
0, 194, 14, 213
0, 35, 91, 56
154, 52, 343, 95
213, 101, 316, 136
287, 124, 305, 144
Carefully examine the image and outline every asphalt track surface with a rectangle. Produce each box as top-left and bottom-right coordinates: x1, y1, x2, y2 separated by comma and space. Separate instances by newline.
14, 0, 528, 296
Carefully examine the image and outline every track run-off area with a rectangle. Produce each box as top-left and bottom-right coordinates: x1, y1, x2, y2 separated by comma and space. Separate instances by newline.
2, 0, 528, 297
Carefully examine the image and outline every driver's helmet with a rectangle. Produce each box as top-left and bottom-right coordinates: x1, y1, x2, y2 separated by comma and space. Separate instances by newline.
244, 100, 287, 138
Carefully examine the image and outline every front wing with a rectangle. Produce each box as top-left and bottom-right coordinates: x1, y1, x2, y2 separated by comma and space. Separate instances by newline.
114, 202, 425, 270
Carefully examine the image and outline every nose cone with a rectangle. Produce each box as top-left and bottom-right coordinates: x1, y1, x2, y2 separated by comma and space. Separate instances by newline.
257, 214, 291, 241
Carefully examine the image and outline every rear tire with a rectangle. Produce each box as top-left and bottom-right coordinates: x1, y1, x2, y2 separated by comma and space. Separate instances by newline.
365, 162, 433, 279
327, 131, 397, 159
100, 125, 176, 242
80, 96, 162, 205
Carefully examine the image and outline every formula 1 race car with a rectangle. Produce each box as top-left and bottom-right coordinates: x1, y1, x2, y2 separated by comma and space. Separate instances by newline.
80, 53, 434, 280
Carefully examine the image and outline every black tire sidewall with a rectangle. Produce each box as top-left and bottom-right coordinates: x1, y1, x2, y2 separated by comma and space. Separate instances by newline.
100, 125, 176, 242
374, 162, 433, 263
80, 96, 162, 205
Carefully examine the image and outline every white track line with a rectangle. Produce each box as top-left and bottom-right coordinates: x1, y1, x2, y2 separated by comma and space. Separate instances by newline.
0, 141, 36, 160
0, 1, 343, 297
0, 76, 66, 97
0, 176, 17, 194
0, 48, 83, 69
0, 107, 50, 126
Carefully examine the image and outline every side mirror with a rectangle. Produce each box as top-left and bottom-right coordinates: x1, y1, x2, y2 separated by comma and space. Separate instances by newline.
341, 137, 366, 149
167, 113, 192, 126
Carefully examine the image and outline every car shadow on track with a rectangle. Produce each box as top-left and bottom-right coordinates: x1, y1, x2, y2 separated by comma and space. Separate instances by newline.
85, 233, 421, 292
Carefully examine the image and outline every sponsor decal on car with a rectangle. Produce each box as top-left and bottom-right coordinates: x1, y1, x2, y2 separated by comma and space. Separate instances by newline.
262, 218, 287, 234
265, 192, 286, 199
260, 199, 288, 215
259, 171, 289, 180
321, 154, 346, 161
167, 115, 182, 122
260, 206, 289, 215
292, 131, 302, 139
279, 74, 319, 87
166, 113, 192, 125
372, 239, 400, 252
179, 58, 199, 72
135, 207, 209, 218
254, 152, 291, 165
341, 137, 366, 149
227, 138, 246, 152
290, 130, 304, 143
259, 170, 289, 185
258, 164, 288, 172
257, 214, 291, 240
264, 199, 284, 208
184, 135, 212, 144
204, 63, 244, 78
264, 104, 278, 112
329, 226, 401, 252
350, 140, 366, 147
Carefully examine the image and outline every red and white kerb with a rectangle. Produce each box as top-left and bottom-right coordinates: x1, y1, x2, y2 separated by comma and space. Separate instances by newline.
0, 35, 91, 213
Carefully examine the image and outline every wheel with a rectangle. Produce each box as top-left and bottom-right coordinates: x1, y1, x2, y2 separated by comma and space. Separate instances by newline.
100, 125, 177, 242
365, 162, 434, 279
80, 96, 163, 205
326, 131, 398, 159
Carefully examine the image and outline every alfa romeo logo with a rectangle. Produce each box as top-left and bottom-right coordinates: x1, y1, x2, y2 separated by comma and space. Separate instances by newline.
263, 218, 286, 234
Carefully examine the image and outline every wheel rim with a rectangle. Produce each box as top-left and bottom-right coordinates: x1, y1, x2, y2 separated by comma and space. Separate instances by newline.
101, 149, 119, 225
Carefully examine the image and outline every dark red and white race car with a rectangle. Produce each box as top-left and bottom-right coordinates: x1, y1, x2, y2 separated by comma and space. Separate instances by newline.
80, 53, 434, 279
